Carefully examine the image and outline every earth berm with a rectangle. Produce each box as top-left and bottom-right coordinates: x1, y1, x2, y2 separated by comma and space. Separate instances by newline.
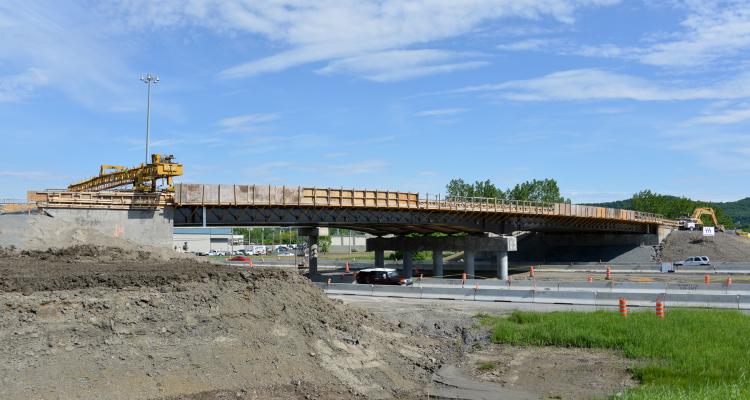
0, 246, 446, 399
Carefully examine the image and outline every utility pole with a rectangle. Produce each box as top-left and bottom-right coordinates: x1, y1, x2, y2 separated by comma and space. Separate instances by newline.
140, 73, 159, 164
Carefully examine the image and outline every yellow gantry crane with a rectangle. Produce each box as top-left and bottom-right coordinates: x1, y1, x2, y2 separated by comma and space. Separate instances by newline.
67, 154, 183, 192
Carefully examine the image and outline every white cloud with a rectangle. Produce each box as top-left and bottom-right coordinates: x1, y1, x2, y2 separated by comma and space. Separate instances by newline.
497, 38, 561, 51
669, 131, 750, 170
451, 69, 750, 101
0, 69, 48, 102
0, 2, 134, 107
217, 113, 280, 133
689, 104, 750, 125
415, 108, 468, 117
637, 1, 750, 68
103, 0, 621, 80
491, 2, 750, 70
317, 50, 487, 82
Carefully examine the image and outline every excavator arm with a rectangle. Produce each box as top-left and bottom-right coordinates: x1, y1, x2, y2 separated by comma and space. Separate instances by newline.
692, 207, 720, 227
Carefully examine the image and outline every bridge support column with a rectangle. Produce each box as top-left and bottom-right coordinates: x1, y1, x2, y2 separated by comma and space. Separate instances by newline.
464, 249, 475, 278
403, 250, 414, 277
374, 249, 385, 268
497, 250, 508, 281
432, 250, 444, 277
299, 228, 320, 276
308, 235, 319, 276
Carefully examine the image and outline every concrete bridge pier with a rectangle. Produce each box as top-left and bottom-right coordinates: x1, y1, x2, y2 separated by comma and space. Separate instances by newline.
432, 250, 444, 277
366, 235, 516, 280
497, 250, 508, 281
374, 249, 385, 268
299, 228, 320, 276
464, 250, 475, 278
403, 251, 414, 277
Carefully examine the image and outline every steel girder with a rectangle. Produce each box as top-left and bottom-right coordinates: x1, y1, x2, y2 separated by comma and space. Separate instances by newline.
173, 206, 656, 235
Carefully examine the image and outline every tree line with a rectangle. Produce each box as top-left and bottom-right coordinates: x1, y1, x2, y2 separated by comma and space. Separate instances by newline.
595, 190, 735, 228
445, 178, 570, 203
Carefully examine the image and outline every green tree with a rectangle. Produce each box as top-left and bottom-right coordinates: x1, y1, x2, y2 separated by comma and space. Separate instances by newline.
507, 179, 568, 203
446, 177, 568, 203
318, 236, 331, 253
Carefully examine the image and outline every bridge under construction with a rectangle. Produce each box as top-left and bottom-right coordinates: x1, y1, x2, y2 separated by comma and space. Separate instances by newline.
18, 183, 679, 280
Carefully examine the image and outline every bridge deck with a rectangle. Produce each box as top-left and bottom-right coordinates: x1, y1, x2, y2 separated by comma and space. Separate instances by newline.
173, 184, 675, 227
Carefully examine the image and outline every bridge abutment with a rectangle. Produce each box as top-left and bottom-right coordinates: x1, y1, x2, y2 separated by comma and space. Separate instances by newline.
0, 207, 173, 250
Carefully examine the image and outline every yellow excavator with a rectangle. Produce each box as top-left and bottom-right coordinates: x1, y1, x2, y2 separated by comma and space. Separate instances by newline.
679, 207, 725, 232
67, 154, 183, 192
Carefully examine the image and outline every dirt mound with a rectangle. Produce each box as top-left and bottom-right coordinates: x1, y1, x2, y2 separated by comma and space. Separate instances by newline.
0, 248, 239, 293
662, 231, 750, 262
0, 265, 444, 399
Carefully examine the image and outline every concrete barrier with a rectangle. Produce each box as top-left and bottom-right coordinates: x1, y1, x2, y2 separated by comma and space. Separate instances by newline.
664, 293, 739, 309
474, 289, 534, 303
324, 283, 373, 296
612, 282, 667, 293
534, 290, 596, 305
371, 285, 423, 299
558, 282, 611, 292
595, 292, 663, 307
421, 287, 475, 301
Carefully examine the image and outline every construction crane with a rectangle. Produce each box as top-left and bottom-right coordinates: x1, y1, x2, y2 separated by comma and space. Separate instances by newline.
68, 154, 183, 192
679, 207, 725, 232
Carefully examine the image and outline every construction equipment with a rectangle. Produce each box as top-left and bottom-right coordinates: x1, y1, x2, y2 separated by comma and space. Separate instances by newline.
67, 154, 183, 192
678, 207, 724, 232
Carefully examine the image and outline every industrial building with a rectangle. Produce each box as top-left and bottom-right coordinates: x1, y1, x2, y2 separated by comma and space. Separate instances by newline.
173, 228, 244, 254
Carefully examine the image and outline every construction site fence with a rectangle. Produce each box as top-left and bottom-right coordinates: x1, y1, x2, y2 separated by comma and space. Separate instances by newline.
316, 282, 750, 309
174, 184, 671, 224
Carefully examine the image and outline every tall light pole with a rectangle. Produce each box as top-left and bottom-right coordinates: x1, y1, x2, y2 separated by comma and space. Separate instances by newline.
140, 73, 159, 164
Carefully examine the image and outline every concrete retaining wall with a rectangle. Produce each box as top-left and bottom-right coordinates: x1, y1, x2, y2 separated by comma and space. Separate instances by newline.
0, 207, 174, 250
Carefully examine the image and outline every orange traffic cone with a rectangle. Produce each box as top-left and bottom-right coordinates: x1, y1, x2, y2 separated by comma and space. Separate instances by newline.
249, 259, 253, 268
461, 272, 467, 287
655, 300, 665, 319
704, 274, 710, 285
587, 275, 593, 283
529, 266, 536, 278
727, 276, 733, 286
619, 298, 628, 317
345, 261, 350, 273
605, 267, 612, 281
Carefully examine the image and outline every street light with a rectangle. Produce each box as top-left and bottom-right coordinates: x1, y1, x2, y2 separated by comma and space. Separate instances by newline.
140, 73, 159, 164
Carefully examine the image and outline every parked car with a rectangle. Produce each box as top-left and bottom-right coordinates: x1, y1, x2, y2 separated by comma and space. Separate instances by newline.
355, 268, 413, 285
674, 256, 711, 266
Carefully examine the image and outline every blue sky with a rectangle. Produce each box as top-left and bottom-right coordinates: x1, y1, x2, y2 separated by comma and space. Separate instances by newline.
1, 0, 749, 203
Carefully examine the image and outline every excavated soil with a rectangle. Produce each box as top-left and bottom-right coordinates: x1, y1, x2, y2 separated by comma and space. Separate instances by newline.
661, 231, 750, 262
465, 345, 637, 399
0, 247, 445, 399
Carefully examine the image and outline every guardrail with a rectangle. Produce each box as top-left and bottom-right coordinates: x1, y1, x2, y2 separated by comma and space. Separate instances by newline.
316, 282, 750, 309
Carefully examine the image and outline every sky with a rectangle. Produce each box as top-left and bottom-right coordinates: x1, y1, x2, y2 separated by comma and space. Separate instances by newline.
1, 0, 749, 203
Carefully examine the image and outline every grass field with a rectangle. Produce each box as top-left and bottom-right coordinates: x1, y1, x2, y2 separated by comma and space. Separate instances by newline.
477, 310, 750, 399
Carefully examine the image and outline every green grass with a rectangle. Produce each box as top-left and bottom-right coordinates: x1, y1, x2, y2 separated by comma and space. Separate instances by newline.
477, 310, 750, 399
476, 361, 496, 371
